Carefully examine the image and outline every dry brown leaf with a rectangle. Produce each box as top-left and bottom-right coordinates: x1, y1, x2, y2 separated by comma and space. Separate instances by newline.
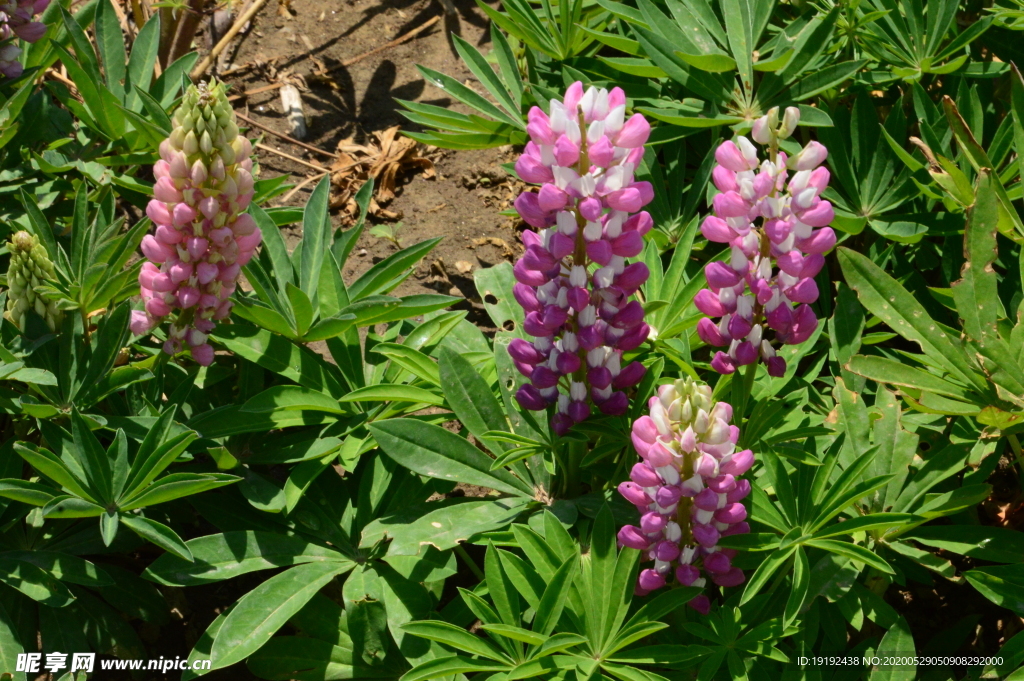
454, 260, 474, 274
329, 125, 437, 223
471, 237, 516, 260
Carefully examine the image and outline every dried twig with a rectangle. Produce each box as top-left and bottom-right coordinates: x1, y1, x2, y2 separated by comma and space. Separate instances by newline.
336, 15, 440, 71
235, 111, 336, 159
279, 172, 328, 203
191, 0, 271, 80
255, 142, 330, 173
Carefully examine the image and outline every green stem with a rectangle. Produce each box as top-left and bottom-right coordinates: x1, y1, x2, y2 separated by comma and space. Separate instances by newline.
562, 439, 586, 498
1008, 434, 1024, 474
732, 359, 758, 428
454, 544, 485, 581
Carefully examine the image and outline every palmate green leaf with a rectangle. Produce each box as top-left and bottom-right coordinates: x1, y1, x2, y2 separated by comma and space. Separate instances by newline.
403, 655, 511, 681
0, 599, 24, 681
369, 419, 534, 497
0, 479, 60, 506
439, 346, 514, 457
403, 620, 512, 663
120, 515, 192, 562
208, 560, 354, 670
348, 237, 444, 301
242, 385, 349, 416
810, 513, 918, 540
212, 322, 347, 397
118, 473, 240, 511
338, 384, 444, 407
121, 408, 196, 498
740, 546, 796, 605
144, 531, 347, 586
298, 175, 332, 300
13, 443, 95, 503
891, 443, 970, 514
360, 497, 531, 556
373, 342, 440, 385
0, 551, 111, 586
0, 556, 76, 607
845, 355, 972, 400
869, 617, 916, 680
908, 526, 1024, 563
806, 539, 894, 574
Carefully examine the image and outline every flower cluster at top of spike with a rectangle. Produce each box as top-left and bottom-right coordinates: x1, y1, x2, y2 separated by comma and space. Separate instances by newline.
0, 0, 50, 78
4, 230, 61, 331
130, 80, 261, 366
617, 377, 753, 613
509, 81, 655, 434
696, 106, 836, 377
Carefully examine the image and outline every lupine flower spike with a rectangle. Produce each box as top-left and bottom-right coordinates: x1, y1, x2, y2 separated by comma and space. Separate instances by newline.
617, 378, 753, 613
510, 81, 655, 434
4, 231, 61, 331
0, 0, 50, 78
696, 106, 835, 377
131, 80, 260, 366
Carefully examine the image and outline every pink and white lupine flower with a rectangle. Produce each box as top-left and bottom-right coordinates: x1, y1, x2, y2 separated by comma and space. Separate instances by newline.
0, 0, 50, 78
510, 81, 654, 434
696, 107, 836, 377
617, 377, 753, 613
131, 81, 260, 366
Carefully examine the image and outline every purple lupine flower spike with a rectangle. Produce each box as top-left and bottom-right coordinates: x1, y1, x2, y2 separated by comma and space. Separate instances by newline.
131, 81, 260, 366
697, 107, 836, 377
510, 82, 654, 433
617, 378, 754, 613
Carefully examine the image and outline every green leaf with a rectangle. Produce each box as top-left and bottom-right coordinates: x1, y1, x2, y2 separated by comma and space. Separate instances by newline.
838, 247, 984, 392
805, 539, 895, 574
810, 513, 918, 540
439, 346, 512, 456
534, 556, 578, 637
403, 655, 511, 681
845, 355, 971, 399
208, 560, 354, 669
338, 385, 444, 407
360, 497, 530, 556
369, 419, 534, 497
0, 556, 76, 607
143, 531, 348, 586
402, 620, 512, 662
71, 410, 113, 503
869, 617, 916, 680
120, 515, 193, 562
373, 343, 440, 385
242, 386, 348, 415
348, 237, 443, 301
908, 526, 1024, 563
299, 176, 332, 300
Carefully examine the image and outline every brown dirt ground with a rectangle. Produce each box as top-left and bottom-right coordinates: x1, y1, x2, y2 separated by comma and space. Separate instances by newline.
222, 0, 523, 311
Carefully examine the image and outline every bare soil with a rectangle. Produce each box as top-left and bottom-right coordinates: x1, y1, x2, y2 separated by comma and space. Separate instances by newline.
223, 0, 523, 307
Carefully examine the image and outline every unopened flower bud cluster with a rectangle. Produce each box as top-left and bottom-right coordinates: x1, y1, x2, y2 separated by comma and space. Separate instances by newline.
4, 231, 61, 331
